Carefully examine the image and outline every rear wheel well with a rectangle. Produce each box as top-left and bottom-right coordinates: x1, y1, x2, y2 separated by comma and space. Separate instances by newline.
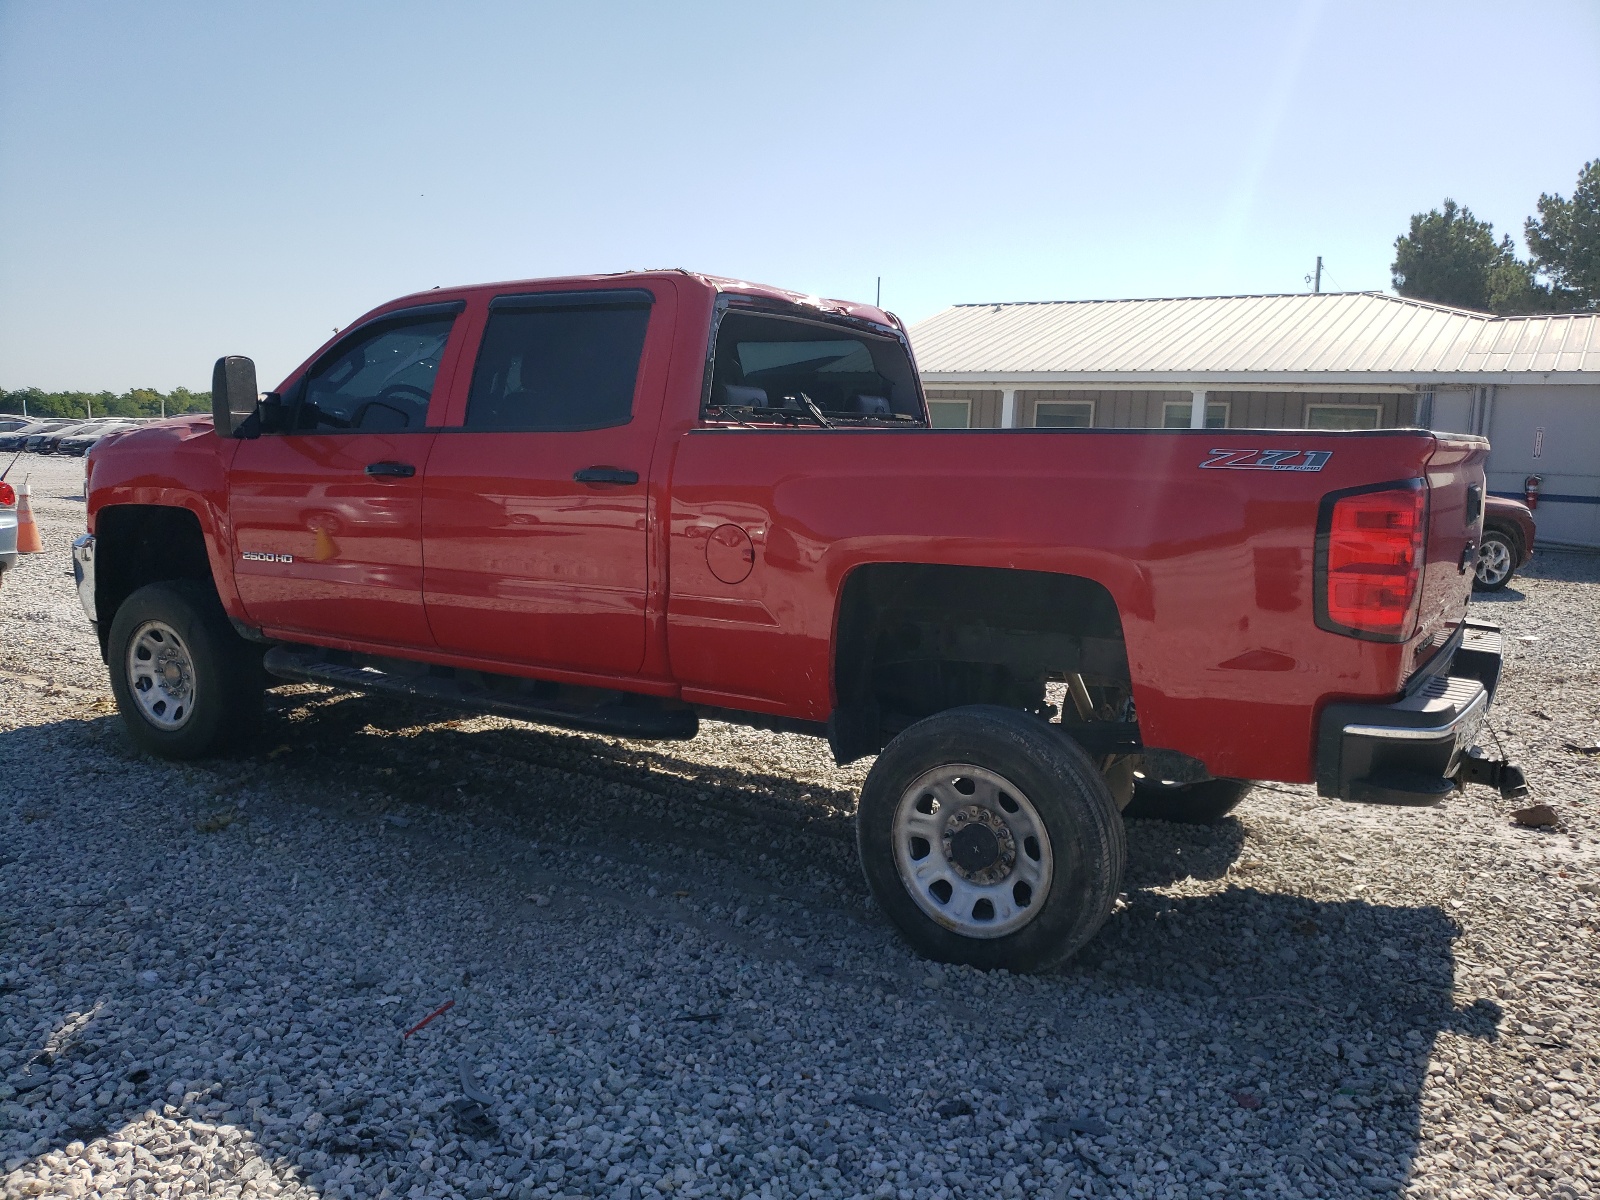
95, 505, 216, 657
831, 564, 1133, 762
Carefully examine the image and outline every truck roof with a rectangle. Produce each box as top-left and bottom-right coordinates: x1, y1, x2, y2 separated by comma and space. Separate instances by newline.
368, 269, 903, 333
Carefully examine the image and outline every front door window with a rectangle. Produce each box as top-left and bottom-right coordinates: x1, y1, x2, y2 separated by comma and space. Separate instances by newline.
296, 317, 455, 432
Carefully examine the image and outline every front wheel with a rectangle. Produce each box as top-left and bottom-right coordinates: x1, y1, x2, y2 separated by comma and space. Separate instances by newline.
1473, 529, 1517, 591
107, 581, 264, 759
856, 705, 1125, 973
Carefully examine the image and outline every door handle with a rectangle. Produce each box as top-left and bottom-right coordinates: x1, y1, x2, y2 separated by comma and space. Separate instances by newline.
365, 461, 416, 478
573, 466, 639, 485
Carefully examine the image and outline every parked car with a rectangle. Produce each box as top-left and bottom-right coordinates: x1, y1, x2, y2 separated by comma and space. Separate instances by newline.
0, 419, 75, 452
0, 417, 32, 433
31, 419, 122, 454
1475, 495, 1537, 591
55, 422, 143, 457
26, 421, 100, 453
76, 270, 1520, 973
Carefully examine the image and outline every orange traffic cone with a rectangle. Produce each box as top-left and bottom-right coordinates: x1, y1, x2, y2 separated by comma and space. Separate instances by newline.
15, 480, 42, 553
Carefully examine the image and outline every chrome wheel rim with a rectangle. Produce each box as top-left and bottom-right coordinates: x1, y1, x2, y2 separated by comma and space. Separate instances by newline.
891, 764, 1052, 939
127, 620, 196, 730
1476, 538, 1512, 586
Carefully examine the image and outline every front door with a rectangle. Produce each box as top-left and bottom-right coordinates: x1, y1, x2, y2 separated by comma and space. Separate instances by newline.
422, 287, 669, 676
230, 306, 463, 646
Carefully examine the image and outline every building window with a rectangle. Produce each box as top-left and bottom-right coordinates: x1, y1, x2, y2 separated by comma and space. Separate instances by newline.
926, 399, 972, 428
1305, 403, 1381, 430
1162, 400, 1228, 429
1033, 400, 1093, 428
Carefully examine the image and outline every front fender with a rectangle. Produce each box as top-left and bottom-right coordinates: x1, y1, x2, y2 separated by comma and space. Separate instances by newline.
86, 418, 245, 622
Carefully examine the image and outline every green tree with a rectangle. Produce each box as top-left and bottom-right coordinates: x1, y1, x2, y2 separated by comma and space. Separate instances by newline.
0, 387, 210, 419
1525, 159, 1600, 311
1391, 198, 1546, 314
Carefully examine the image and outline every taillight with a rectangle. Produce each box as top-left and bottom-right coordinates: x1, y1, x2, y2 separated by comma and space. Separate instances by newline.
1315, 479, 1427, 641
0, 481, 13, 507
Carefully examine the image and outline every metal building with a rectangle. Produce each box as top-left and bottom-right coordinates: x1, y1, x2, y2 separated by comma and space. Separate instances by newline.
910, 291, 1600, 547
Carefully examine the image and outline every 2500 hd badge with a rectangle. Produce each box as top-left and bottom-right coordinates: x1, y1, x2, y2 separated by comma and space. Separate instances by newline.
240, 551, 294, 563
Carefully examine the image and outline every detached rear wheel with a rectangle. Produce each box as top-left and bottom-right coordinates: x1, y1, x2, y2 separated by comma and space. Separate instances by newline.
108, 581, 263, 759
857, 705, 1124, 973
1123, 776, 1252, 823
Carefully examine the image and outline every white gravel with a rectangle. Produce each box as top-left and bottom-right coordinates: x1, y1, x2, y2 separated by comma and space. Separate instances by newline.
2, 451, 1598, 1200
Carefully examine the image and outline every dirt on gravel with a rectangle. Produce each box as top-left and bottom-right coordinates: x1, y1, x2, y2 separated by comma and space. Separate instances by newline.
2, 451, 1598, 1200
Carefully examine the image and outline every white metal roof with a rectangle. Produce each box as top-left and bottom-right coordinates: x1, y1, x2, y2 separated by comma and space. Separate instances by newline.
909, 291, 1600, 385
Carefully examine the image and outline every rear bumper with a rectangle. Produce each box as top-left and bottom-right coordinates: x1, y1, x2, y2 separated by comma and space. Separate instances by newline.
1315, 620, 1505, 806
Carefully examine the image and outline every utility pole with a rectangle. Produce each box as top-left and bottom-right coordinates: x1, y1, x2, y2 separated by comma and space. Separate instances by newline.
1314, 256, 1323, 294
876, 276, 881, 307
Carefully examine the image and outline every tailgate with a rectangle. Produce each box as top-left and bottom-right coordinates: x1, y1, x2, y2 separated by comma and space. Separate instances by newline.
1411, 435, 1490, 673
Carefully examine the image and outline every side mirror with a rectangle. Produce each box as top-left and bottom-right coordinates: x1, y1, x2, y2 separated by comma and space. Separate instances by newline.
211, 356, 259, 438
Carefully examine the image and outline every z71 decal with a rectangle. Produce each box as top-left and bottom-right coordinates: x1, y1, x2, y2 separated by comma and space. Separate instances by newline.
1200, 448, 1331, 473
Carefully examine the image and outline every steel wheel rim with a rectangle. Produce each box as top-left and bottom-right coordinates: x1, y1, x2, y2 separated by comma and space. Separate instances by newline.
1476, 538, 1512, 586
126, 620, 197, 731
891, 763, 1053, 939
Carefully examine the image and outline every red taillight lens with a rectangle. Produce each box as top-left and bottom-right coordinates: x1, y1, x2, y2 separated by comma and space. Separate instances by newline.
0, 481, 13, 507
1319, 483, 1427, 639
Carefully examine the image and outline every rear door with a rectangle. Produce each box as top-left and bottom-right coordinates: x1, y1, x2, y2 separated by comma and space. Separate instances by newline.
421, 285, 672, 676
229, 303, 465, 645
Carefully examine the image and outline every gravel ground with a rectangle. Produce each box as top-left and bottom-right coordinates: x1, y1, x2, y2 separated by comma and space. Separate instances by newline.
2, 451, 1598, 1200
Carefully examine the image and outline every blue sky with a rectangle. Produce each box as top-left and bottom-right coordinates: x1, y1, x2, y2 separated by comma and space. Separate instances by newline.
2, 0, 1597, 391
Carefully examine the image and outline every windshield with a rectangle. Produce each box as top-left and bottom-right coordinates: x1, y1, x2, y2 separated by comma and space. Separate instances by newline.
705, 310, 924, 426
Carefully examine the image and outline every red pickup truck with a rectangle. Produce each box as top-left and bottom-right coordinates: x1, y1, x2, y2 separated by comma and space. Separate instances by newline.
73, 271, 1522, 972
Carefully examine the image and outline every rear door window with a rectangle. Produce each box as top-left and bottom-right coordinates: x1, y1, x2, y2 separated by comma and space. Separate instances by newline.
706, 310, 924, 424
465, 291, 653, 432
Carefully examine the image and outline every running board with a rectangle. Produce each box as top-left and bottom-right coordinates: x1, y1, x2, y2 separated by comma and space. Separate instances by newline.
262, 646, 699, 741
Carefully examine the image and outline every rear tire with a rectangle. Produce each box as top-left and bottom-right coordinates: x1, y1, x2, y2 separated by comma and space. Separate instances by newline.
107, 581, 264, 759
856, 705, 1124, 973
1123, 776, 1252, 823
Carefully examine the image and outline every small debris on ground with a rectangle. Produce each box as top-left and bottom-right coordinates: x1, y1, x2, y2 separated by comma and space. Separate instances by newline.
1510, 803, 1560, 828
448, 1097, 497, 1139
403, 999, 455, 1038
850, 1092, 894, 1114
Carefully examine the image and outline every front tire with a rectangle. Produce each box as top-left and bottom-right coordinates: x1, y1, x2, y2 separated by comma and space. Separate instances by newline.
107, 581, 264, 759
1473, 528, 1517, 591
856, 705, 1125, 973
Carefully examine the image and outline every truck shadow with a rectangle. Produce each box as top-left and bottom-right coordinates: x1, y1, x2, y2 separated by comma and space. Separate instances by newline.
2, 705, 1496, 1198
1469, 586, 1527, 603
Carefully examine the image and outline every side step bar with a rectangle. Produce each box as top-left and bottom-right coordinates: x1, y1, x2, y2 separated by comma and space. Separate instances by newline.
263, 646, 699, 741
